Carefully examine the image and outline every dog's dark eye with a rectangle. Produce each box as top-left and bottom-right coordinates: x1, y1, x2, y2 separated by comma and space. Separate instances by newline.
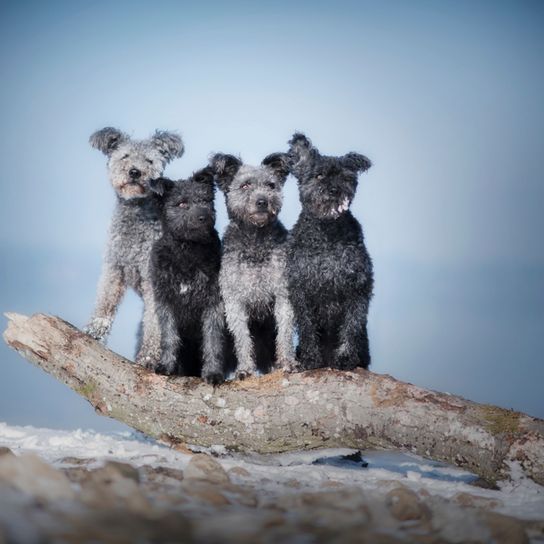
268, 182, 276, 190
178, 200, 189, 208
316, 174, 324, 180
122, 154, 129, 160
146, 159, 153, 165
240, 182, 251, 190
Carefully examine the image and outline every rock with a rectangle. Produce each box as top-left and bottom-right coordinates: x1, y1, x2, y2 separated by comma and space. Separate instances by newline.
272, 487, 372, 527
386, 486, 430, 521
192, 511, 286, 544
0, 453, 76, 501
99, 460, 140, 483
180, 480, 230, 506
58, 456, 92, 465
227, 466, 251, 478
0, 447, 14, 458
62, 466, 90, 484
453, 491, 502, 510
79, 462, 149, 513
482, 512, 529, 544
320, 480, 344, 488
184, 453, 230, 484
220, 483, 258, 507
142, 465, 184, 482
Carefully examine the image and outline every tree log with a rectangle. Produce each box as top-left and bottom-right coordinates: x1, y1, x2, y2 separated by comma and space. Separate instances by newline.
3, 312, 544, 485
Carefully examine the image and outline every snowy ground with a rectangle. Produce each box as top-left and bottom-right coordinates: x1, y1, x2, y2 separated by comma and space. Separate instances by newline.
1, 420, 543, 523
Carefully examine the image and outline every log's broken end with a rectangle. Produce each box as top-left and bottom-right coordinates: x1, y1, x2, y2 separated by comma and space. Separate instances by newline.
3, 312, 31, 346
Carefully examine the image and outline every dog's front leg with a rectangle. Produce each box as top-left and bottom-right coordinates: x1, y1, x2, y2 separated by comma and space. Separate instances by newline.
136, 279, 162, 368
153, 303, 179, 375
335, 298, 371, 370
273, 293, 298, 373
224, 300, 255, 380
201, 302, 226, 385
294, 305, 323, 370
85, 264, 126, 342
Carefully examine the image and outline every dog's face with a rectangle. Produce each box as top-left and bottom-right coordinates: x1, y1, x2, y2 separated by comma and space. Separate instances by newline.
288, 133, 371, 220
150, 167, 216, 241
210, 153, 289, 228
90, 128, 184, 200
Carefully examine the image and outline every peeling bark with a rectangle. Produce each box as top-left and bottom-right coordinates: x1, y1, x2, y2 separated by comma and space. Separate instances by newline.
3, 312, 544, 485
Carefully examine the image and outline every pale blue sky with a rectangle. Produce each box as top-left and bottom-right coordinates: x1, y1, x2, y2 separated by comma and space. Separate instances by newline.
1, 0, 543, 430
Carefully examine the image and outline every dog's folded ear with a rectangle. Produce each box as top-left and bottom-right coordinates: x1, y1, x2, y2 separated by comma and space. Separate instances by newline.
89, 127, 129, 156
191, 166, 215, 187
151, 131, 185, 163
288, 132, 316, 173
209, 153, 242, 192
149, 176, 176, 197
342, 152, 372, 173
262, 153, 290, 183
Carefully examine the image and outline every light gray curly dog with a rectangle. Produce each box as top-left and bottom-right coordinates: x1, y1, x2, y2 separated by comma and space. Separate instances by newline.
85, 127, 184, 367
210, 152, 297, 379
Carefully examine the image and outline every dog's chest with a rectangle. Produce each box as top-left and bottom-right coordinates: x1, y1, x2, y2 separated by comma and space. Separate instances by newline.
221, 247, 286, 306
290, 221, 366, 292
108, 203, 161, 270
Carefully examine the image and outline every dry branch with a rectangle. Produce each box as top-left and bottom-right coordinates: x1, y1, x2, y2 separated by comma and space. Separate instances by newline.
3, 312, 544, 485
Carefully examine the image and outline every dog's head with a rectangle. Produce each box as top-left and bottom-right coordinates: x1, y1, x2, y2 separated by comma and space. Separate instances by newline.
150, 167, 216, 241
90, 127, 184, 200
288, 132, 371, 220
210, 152, 289, 228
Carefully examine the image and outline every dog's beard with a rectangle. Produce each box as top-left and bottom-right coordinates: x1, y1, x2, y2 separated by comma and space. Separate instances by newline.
248, 210, 275, 227
328, 197, 350, 218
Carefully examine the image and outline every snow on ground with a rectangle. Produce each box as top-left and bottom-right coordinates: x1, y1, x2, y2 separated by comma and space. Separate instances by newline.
1, 420, 543, 522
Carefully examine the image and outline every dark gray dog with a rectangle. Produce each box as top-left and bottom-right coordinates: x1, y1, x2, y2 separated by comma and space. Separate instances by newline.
210, 152, 297, 379
149, 168, 227, 384
287, 133, 373, 370
85, 127, 184, 367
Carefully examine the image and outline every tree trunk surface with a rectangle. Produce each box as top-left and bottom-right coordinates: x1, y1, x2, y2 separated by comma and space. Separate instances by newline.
3, 312, 544, 486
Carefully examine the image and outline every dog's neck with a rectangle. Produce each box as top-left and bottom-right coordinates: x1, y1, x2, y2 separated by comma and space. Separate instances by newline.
116, 194, 160, 219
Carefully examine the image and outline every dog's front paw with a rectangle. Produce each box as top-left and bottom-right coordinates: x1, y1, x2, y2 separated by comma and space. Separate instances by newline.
84, 317, 112, 342
153, 360, 177, 376
334, 351, 358, 371
235, 369, 253, 381
202, 371, 225, 386
277, 357, 300, 373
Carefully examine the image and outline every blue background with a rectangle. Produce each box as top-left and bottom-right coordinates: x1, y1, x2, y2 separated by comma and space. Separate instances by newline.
1, 0, 543, 431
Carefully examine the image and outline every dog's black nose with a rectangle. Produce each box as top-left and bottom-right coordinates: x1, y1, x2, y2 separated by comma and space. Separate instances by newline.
328, 187, 339, 196
256, 198, 268, 210
129, 168, 141, 180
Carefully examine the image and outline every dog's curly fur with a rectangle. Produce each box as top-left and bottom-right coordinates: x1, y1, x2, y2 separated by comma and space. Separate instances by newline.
210, 152, 297, 379
286, 132, 373, 370
85, 127, 184, 367
149, 167, 229, 384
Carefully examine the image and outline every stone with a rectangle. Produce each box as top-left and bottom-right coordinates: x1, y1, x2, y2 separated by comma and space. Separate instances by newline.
79, 462, 149, 513
386, 486, 430, 521
180, 480, 230, 506
482, 512, 529, 544
453, 491, 502, 510
62, 466, 90, 484
227, 465, 251, 478
184, 453, 230, 484
0, 447, 14, 458
0, 453, 76, 501
99, 461, 140, 483
58, 456, 92, 465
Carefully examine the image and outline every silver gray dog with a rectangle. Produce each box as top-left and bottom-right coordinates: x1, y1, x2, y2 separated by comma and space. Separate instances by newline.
210, 152, 297, 379
85, 127, 184, 367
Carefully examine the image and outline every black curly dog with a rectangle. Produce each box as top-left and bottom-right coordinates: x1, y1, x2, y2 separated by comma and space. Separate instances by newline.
149, 167, 229, 383
287, 133, 374, 371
